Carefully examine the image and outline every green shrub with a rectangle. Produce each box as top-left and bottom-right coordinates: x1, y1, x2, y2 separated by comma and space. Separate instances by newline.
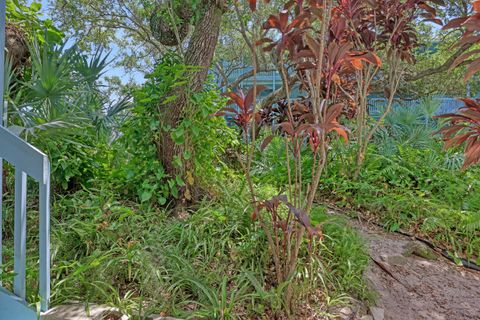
0, 176, 370, 318
318, 142, 480, 260
113, 55, 238, 206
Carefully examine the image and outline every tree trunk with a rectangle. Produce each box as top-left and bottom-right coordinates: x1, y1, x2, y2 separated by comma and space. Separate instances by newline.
157, 0, 224, 204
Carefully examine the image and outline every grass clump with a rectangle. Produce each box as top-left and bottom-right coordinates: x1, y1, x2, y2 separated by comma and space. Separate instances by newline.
0, 179, 371, 319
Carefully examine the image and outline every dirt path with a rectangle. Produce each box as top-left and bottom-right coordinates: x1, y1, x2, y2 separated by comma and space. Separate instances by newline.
332, 210, 480, 320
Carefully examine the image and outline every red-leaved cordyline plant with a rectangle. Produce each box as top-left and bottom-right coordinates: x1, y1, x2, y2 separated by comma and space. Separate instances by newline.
220, 0, 366, 314
221, 0, 442, 315
216, 85, 267, 142
436, 98, 480, 169
436, 1, 480, 169
330, 0, 443, 177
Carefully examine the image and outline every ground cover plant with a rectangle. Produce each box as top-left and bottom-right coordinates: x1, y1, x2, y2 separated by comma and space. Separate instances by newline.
1, 0, 480, 319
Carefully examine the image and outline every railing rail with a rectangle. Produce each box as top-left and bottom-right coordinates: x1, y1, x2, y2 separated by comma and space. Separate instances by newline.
0, 125, 51, 312
0, 0, 50, 314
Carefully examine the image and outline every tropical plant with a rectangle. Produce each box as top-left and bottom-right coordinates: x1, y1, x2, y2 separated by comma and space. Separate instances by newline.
375, 99, 440, 156
215, 85, 267, 142
343, 0, 442, 177
3, 37, 130, 190
5, 39, 127, 140
220, 0, 366, 314
436, 98, 480, 169
436, 2, 480, 169
443, 0, 480, 80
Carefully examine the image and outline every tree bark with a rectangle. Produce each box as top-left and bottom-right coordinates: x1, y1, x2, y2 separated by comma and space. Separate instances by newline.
157, 0, 224, 204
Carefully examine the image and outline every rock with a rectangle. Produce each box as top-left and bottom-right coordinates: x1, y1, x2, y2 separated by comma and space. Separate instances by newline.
42, 303, 123, 320
387, 255, 408, 266
361, 316, 374, 320
369, 307, 384, 320
402, 241, 437, 260
42, 305, 184, 320
339, 306, 353, 319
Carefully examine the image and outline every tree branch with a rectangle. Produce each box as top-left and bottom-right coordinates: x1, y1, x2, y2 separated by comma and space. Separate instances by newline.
260, 75, 299, 109
405, 43, 474, 82
214, 62, 229, 87
229, 67, 277, 89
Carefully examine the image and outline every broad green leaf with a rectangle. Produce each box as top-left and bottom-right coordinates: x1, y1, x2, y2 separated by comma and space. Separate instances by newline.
176, 175, 185, 187
141, 191, 152, 202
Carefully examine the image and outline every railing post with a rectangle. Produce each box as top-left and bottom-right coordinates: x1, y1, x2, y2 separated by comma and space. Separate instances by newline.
0, 0, 6, 289
0, 158, 2, 285
0, 0, 6, 124
13, 169, 27, 299
39, 170, 50, 311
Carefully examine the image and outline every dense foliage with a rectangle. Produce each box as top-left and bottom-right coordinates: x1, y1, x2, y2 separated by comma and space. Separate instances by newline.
1, 0, 480, 319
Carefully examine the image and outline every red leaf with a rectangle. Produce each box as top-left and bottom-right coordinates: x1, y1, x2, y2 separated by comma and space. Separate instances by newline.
279, 10, 289, 31
438, 98, 480, 169
249, 0, 257, 11
245, 85, 268, 109
350, 58, 363, 70
294, 49, 316, 59
419, 3, 436, 16
264, 15, 281, 30
474, 1, 480, 13
325, 103, 344, 124
459, 98, 480, 109
260, 135, 275, 151
223, 92, 244, 109
451, 49, 480, 70
442, 17, 468, 30
349, 51, 382, 67
304, 34, 320, 55
455, 35, 480, 47
279, 122, 295, 136
332, 127, 349, 143
464, 57, 480, 80
286, 13, 309, 32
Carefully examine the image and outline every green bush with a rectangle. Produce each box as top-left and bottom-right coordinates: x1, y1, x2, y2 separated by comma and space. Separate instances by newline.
0, 176, 370, 318
319, 142, 480, 261
113, 55, 238, 206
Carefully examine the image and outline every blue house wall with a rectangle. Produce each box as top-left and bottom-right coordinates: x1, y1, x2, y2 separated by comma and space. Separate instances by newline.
217, 66, 466, 115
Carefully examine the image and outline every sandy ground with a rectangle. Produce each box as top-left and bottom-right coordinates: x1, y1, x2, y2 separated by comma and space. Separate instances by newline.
339, 211, 480, 320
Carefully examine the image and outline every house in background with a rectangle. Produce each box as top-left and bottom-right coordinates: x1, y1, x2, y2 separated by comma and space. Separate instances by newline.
215, 65, 465, 116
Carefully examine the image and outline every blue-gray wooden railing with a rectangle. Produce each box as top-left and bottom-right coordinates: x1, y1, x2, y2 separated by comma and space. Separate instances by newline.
0, 126, 51, 312
0, 0, 51, 314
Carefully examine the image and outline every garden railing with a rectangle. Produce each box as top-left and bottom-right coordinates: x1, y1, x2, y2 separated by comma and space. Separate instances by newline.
0, 125, 51, 318
0, 0, 51, 318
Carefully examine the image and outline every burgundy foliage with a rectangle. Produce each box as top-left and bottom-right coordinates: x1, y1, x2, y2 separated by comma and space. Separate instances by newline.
215, 85, 267, 139
443, 0, 480, 80
436, 99, 480, 169
257, 0, 439, 118
437, 1, 480, 169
